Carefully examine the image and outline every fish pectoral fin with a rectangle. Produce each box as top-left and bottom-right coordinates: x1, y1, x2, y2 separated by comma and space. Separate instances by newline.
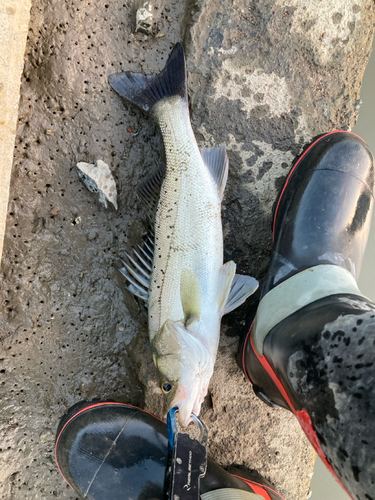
180, 268, 201, 325
200, 143, 228, 201
217, 261, 236, 314
222, 273, 259, 316
185, 313, 200, 327
137, 163, 166, 220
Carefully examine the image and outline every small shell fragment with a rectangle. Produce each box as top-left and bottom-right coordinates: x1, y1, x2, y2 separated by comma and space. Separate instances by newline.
134, 0, 154, 34
50, 207, 60, 216
77, 159, 118, 210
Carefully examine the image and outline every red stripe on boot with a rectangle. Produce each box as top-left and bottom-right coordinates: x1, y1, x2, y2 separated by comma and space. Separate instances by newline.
246, 330, 354, 500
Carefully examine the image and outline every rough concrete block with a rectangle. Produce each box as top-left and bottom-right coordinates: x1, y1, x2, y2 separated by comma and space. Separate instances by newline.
0, 0, 32, 264
0, 0, 374, 499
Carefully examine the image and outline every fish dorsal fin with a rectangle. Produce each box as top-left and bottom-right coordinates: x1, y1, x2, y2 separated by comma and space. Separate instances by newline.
118, 233, 154, 305
137, 163, 166, 220
201, 143, 229, 201
222, 274, 259, 316
180, 268, 201, 327
217, 261, 236, 314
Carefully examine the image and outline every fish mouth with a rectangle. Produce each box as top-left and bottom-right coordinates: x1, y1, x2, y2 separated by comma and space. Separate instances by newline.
177, 405, 195, 427
170, 384, 205, 427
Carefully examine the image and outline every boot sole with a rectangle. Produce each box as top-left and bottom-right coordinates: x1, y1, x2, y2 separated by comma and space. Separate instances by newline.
56, 401, 284, 499
55, 400, 163, 490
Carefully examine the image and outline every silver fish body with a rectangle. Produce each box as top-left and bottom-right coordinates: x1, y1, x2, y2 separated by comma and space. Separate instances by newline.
150, 97, 226, 425
109, 44, 258, 426
149, 96, 223, 341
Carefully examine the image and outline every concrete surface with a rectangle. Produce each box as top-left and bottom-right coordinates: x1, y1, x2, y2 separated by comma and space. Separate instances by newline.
0, 0, 32, 265
0, 0, 374, 499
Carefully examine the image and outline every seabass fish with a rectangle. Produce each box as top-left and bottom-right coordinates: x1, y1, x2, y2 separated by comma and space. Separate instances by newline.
109, 43, 258, 427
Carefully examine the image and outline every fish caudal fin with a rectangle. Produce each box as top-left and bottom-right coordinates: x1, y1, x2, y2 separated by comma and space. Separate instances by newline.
222, 274, 259, 315
108, 43, 187, 114
118, 234, 154, 304
201, 143, 229, 201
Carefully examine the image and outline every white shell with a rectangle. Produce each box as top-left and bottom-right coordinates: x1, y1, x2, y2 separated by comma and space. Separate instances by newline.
77, 159, 118, 210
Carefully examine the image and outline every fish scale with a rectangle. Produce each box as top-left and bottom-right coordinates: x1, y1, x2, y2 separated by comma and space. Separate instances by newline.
148, 96, 222, 324
150, 97, 223, 340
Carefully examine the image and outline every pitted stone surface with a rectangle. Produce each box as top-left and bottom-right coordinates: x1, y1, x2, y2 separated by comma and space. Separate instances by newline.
0, 0, 374, 499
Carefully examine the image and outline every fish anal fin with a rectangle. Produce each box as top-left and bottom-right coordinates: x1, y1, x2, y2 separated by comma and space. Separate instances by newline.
180, 268, 201, 326
201, 143, 229, 201
217, 261, 236, 314
137, 163, 166, 219
222, 274, 259, 316
118, 231, 154, 306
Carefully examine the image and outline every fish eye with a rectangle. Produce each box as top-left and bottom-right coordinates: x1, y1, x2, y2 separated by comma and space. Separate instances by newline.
161, 380, 172, 394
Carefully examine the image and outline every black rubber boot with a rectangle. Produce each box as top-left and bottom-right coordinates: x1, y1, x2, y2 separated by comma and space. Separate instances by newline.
242, 130, 375, 500
55, 400, 284, 500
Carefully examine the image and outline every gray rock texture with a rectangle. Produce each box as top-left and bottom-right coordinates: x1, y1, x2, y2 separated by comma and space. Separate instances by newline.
1, 0, 374, 499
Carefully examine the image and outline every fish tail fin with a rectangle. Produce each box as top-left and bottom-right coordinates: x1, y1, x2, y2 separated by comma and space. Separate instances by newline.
108, 43, 187, 115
